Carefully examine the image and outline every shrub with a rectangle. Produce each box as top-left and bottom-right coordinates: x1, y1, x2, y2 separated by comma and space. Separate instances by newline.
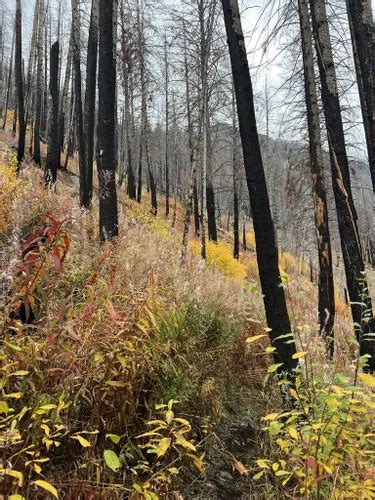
0, 153, 24, 235
252, 340, 375, 498
189, 240, 247, 280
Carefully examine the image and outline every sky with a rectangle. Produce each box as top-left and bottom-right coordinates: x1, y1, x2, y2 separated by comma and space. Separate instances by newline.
2, 0, 373, 160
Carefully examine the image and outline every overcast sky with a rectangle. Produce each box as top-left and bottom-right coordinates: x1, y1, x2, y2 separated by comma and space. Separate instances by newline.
2, 0, 373, 159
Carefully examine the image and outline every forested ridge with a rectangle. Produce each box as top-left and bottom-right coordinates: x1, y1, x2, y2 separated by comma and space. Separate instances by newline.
0, 0, 375, 498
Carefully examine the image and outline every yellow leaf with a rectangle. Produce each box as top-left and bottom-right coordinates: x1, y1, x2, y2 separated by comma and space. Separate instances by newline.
288, 427, 298, 440
256, 459, 270, 469
4, 392, 23, 398
155, 437, 171, 457
358, 373, 375, 388
39, 404, 58, 411
323, 464, 333, 474
292, 351, 308, 359
289, 389, 299, 400
9, 495, 24, 500
33, 480, 58, 498
105, 380, 127, 388
165, 410, 174, 424
0, 469, 23, 486
262, 413, 279, 421
268, 363, 283, 373
246, 334, 266, 343
70, 435, 91, 447
175, 432, 196, 451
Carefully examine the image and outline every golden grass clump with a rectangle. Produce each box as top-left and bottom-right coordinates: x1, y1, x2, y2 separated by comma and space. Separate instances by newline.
245, 231, 256, 251
189, 239, 247, 280
0, 152, 25, 234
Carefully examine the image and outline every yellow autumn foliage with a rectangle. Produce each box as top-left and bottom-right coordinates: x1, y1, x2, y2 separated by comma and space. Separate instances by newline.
189, 239, 247, 280
0, 153, 24, 234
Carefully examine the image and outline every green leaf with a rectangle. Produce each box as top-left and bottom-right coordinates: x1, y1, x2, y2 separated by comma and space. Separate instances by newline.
9, 495, 24, 500
253, 470, 265, 480
103, 450, 121, 471
0, 401, 9, 414
33, 480, 58, 498
106, 433, 121, 444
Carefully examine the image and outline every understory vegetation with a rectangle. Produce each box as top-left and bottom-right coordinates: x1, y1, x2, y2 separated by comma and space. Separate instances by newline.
1, 142, 374, 498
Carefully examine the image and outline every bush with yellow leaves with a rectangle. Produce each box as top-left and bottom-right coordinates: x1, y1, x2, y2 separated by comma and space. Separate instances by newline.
250, 333, 375, 498
189, 239, 247, 280
0, 153, 24, 234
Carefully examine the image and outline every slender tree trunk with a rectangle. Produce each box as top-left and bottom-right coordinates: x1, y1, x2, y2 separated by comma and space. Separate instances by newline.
346, 0, 375, 192
71, 0, 88, 207
41, 10, 48, 139
33, 0, 44, 165
24, 0, 39, 127
310, 0, 375, 370
84, 0, 99, 205
232, 84, 239, 260
136, 0, 146, 204
242, 218, 247, 251
145, 111, 157, 215
181, 22, 200, 242
0, 16, 3, 119
206, 118, 218, 242
137, 97, 145, 203
3, 28, 15, 130
165, 35, 170, 217
97, 0, 118, 240
298, 0, 335, 356
58, 33, 73, 155
44, 41, 59, 186
222, 0, 297, 370
120, 0, 136, 199
12, 98, 17, 136
15, 0, 25, 168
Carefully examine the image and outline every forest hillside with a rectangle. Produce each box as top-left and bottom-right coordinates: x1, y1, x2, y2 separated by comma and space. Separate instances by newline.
1, 0, 375, 498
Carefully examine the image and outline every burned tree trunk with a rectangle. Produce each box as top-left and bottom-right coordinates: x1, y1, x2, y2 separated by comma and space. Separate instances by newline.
298, 0, 335, 356
310, 0, 375, 371
222, 0, 297, 370
71, 0, 88, 207
97, 0, 118, 240
346, 0, 375, 192
3, 28, 15, 130
44, 41, 59, 186
232, 84, 239, 260
119, 0, 136, 199
33, 0, 44, 165
15, 0, 25, 167
84, 0, 99, 206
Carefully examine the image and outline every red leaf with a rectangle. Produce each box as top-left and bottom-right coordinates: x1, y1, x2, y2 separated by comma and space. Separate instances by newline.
106, 299, 118, 322
51, 246, 62, 273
